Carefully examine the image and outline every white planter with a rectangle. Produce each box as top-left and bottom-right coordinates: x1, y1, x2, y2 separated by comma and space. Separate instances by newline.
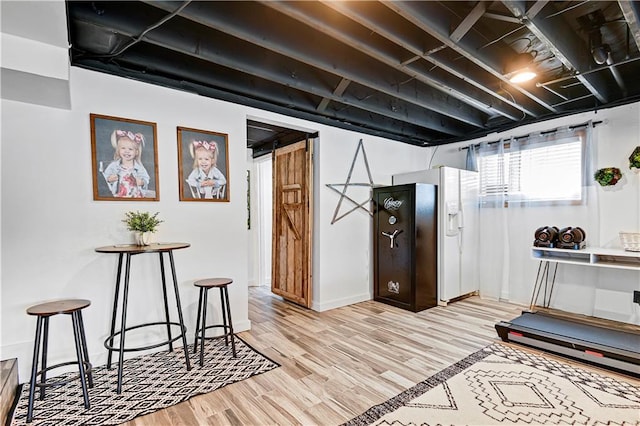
136, 232, 152, 246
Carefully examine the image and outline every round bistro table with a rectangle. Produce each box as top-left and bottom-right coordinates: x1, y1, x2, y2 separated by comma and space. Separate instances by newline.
95, 243, 191, 393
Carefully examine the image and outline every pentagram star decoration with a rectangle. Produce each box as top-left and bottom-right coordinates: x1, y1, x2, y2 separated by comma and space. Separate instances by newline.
326, 139, 378, 224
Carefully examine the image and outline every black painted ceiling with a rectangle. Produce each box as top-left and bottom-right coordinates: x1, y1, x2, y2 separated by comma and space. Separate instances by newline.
67, 1, 640, 148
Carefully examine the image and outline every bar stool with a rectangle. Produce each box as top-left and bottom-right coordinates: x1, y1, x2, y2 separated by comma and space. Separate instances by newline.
26, 299, 93, 423
193, 278, 237, 367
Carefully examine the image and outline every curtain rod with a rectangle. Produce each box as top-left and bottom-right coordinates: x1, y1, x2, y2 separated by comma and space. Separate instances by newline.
458, 120, 603, 151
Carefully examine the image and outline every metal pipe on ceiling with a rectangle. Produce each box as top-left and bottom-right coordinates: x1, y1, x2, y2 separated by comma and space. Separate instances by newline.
537, 55, 640, 87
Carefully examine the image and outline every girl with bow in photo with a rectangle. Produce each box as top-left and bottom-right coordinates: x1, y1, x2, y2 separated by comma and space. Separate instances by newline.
187, 140, 227, 199
102, 129, 151, 198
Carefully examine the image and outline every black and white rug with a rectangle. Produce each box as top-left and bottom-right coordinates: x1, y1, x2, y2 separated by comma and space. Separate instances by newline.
344, 343, 640, 426
11, 337, 279, 425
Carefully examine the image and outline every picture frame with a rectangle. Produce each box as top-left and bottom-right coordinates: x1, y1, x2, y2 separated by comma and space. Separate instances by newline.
90, 113, 159, 201
177, 126, 230, 202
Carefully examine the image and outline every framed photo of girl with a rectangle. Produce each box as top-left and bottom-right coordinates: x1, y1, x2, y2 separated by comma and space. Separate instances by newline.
90, 113, 159, 201
177, 126, 230, 202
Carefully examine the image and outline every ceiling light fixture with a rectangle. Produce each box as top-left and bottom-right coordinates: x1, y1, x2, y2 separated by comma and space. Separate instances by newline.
506, 52, 537, 84
510, 69, 537, 83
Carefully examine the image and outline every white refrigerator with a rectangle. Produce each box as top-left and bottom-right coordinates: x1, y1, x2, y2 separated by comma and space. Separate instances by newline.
392, 167, 479, 304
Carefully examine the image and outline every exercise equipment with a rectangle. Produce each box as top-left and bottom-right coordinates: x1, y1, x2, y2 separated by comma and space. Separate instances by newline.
496, 311, 640, 377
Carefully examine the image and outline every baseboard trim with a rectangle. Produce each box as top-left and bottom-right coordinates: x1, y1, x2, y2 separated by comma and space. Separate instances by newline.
312, 292, 372, 312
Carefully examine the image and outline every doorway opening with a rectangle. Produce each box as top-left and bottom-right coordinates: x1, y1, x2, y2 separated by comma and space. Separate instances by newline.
246, 118, 317, 293
255, 155, 272, 288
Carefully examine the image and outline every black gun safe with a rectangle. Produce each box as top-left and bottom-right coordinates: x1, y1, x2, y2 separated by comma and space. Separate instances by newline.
373, 183, 437, 312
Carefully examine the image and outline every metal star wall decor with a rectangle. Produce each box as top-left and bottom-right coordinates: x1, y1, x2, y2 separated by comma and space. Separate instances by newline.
326, 139, 377, 224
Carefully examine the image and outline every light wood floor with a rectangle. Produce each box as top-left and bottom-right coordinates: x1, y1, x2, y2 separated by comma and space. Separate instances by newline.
126, 287, 525, 425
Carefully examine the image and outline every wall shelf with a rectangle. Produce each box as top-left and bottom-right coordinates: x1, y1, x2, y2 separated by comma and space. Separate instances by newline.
532, 247, 640, 271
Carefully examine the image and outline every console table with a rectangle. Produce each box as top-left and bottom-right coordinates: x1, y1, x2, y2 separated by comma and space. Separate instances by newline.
529, 246, 640, 310
95, 243, 192, 393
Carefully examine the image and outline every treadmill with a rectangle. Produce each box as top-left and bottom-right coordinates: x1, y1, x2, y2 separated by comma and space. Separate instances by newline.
496, 311, 640, 377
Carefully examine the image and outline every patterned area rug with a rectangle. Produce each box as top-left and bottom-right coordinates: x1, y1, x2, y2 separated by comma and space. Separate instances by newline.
10, 337, 279, 425
345, 343, 640, 426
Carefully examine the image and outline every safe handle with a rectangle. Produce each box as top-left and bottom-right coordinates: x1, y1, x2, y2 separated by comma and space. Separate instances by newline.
381, 229, 403, 249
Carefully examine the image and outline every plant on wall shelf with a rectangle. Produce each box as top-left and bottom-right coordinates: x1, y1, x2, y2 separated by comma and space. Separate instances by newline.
594, 167, 622, 187
629, 146, 640, 171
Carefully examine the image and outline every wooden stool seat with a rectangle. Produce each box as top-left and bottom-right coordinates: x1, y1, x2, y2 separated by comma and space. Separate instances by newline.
193, 278, 236, 366
194, 278, 233, 288
27, 299, 91, 316
26, 299, 93, 423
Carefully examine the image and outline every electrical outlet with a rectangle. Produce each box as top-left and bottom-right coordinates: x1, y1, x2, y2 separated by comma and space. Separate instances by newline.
634, 290, 640, 305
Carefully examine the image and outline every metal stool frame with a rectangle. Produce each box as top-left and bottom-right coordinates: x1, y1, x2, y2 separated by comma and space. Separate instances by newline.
26, 304, 93, 423
193, 280, 237, 367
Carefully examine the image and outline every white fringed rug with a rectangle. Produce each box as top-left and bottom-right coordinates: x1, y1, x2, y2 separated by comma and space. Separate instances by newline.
10, 337, 279, 425
344, 343, 640, 426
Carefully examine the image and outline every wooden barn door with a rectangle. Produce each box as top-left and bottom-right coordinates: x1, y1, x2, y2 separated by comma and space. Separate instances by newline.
271, 140, 313, 308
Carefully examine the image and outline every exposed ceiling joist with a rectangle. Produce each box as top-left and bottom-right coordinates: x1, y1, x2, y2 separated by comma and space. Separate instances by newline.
525, 1, 549, 20
317, 78, 351, 113
73, 4, 468, 140
619, 0, 640, 52
323, 1, 537, 120
385, 1, 558, 114
264, 0, 520, 121
483, 12, 521, 24
450, 1, 487, 43
502, 1, 610, 104
66, 0, 640, 147
143, 0, 485, 133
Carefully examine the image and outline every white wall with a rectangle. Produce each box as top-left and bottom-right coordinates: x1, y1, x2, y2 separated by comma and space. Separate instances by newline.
0, 68, 250, 381
241, 114, 430, 310
313, 132, 430, 311
1, 1, 71, 109
1, 65, 432, 381
431, 103, 640, 324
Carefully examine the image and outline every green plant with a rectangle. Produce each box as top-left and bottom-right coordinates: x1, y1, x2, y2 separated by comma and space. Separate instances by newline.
594, 167, 622, 187
629, 146, 640, 170
123, 211, 163, 233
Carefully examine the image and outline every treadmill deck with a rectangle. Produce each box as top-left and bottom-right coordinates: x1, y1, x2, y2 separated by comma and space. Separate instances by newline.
496, 311, 640, 377
508, 312, 640, 353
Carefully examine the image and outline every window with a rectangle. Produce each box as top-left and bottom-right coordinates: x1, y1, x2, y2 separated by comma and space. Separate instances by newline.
478, 129, 586, 206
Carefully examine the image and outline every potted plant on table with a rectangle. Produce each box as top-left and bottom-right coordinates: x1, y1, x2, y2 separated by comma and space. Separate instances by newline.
123, 211, 163, 245
594, 167, 622, 187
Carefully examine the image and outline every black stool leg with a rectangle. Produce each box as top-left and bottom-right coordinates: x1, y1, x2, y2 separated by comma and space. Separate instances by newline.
71, 312, 90, 409
219, 288, 229, 346
194, 287, 204, 354
199, 288, 208, 367
77, 310, 94, 388
223, 286, 237, 357
39, 317, 50, 401
27, 317, 43, 423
